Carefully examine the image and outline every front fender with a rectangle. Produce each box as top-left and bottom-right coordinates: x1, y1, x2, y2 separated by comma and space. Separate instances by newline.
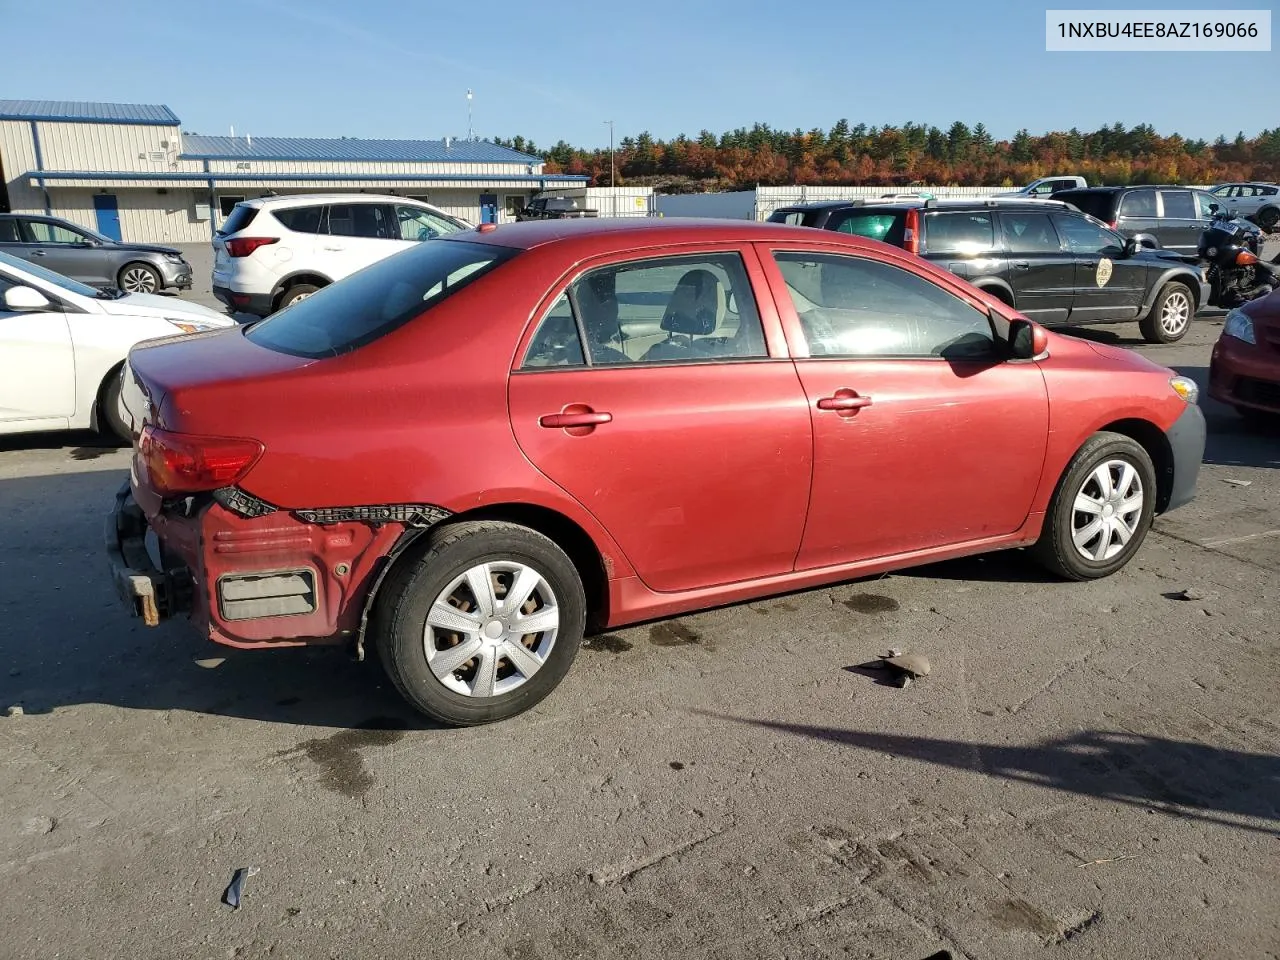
1141, 268, 1206, 315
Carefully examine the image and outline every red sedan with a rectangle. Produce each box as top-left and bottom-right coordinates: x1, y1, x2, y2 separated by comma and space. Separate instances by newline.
107, 219, 1205, 725
1209, 288, 1280, 422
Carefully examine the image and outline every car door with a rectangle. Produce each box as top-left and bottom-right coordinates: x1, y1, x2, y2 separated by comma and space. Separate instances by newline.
1114, 188, 1160, 242
758, 245, 1049, 568
22, 219, 109, 283
1156, 189, 1200, 254
1053, 212, 1146, 322
507, 247, 813, 592
995, 209, 1072, 324
0, 272, 76, 424
920, 208, 1009, 292
316, 202, 399, 280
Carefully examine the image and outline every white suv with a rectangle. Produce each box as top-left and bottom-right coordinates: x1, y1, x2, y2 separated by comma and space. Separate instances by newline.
211, 195, 471, 316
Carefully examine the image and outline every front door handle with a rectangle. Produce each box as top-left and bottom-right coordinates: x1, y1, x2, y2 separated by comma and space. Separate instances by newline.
816, 389, 873, 414
1013, 260, 1030, 270
539, 406, 613, 432
30, 250, 46, 257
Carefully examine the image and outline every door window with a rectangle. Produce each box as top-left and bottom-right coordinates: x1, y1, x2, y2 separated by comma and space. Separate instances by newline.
923, 211, 994, 255
1053, 214, 1124, 256
522, 294, 586, 369
829, 210, 906, 243
999, 212, 1061, 253
1119, 189, 1157, 218
772, 252, 996, 360
0, 220, 21, 243
395, 205, 462, 241
1194, 192, 1219, 218
273, 205, 324, 234
24, 221, 87, 244
522, 253, 767, 367
1159, 190, 1196, 220
325, 203, 397, 239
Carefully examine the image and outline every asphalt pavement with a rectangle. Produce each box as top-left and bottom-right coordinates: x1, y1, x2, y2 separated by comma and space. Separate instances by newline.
0, 299, 1277, 959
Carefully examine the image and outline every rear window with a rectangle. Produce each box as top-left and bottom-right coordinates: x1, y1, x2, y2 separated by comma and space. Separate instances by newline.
273, 205, 324, 234
245, 239, 516, 358
827, 210, 906, 244
923, 211, 994, 255
768, 209, 819, 227
218, 204, 259, 235
1056, 191, 1116, 221
1159, 190, 1196, 219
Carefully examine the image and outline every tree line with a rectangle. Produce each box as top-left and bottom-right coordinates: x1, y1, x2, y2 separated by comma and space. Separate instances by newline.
493, 121, 1280, 191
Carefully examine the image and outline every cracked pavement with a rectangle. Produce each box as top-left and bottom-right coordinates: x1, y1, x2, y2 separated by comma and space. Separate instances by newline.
1, 313, 1277, 960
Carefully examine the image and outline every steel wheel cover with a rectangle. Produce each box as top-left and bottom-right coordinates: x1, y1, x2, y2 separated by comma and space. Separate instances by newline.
422, 561, 559, 698
1071, 459, 1144, 562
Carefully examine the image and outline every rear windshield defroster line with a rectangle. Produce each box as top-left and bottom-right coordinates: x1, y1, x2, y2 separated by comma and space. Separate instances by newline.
245, 240, 517, 359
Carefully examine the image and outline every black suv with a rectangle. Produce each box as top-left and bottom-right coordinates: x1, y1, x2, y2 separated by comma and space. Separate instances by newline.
768, 198, 1208, 343
1053, 185, 1261, 256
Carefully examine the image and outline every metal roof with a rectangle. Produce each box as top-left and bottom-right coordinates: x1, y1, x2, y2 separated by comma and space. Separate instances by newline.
0, 99, 180, 125
26, 170, 587, 185
181, 135, 542, 164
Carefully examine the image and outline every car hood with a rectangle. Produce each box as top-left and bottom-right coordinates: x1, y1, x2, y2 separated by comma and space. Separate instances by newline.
1080, 336, 1173, 373
98, 292, 234, 326
109, 243, 185, 257
1136, 248, 1199, 266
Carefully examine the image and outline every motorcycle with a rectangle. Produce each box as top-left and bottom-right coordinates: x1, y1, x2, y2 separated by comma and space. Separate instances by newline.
1198, 211, 1280, 308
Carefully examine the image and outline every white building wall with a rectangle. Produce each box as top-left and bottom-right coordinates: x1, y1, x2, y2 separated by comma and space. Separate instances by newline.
35, 121, 197, 174
655, 191, 757, 220
1, 119, 44, 213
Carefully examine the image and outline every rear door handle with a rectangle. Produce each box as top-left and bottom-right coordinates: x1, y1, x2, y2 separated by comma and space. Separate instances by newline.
1013, 260, 1029, 270
816, 390, 873, 413
30, 250, 46, 256
539, 411, 612, 428
323, 245, 345, 251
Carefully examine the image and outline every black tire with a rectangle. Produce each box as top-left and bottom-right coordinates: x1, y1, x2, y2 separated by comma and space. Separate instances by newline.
117, 262, 161, 295
1031, 432, 1157, 581
276, 283, 320, 311
373, 520, 585, 726
1256, 207, 1279, 234
1138, 281, 1193, 344
97, 366, 130, 443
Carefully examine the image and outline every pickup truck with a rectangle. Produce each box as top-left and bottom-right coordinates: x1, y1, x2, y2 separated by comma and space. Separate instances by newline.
517, 197, 599, 221
995, 175, 1089, 199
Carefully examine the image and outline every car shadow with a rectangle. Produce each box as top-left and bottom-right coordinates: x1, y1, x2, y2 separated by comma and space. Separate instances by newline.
899, 549, 1057, 584
0, 429, 123, 455
0, 468, 438, 732
703, 713, 1280, 834
1173, 365, 1280, 469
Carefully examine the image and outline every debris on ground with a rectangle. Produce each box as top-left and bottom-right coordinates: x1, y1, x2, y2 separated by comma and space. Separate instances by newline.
6, 705, 23, 717
1078, 855, 1137, 867
194, 658, 226, 669
1174, 588, 1208, 602
23, 816, 55, 835
222, 867, 260, 910
865, 651, 931, 687
1221, 478, 1252, 487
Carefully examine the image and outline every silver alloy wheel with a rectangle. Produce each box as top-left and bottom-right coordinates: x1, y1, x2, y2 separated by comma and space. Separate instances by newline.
287, 291, 312, 305
423, 561, 559, 698
120, 266, 157, 294
1071, 459, 1144, 561
1160, 290, 1191, 337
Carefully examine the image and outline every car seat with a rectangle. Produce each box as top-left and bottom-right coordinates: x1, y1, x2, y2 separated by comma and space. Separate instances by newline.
641, 269, 725, 362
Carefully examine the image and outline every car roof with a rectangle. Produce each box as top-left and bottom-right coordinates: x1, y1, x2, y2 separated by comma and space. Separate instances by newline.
242, 193, 431, 208
774, 197, 1070, 213
440, 217, 899, 254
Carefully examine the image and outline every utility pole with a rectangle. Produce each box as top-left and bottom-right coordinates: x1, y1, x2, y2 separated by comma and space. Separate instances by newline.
604, 120, 615, 187
467, 90, 474, 141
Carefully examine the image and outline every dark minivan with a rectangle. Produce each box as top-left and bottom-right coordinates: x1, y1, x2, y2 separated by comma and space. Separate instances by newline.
1053, 186, 1262, 255
769, 197, 1208, 343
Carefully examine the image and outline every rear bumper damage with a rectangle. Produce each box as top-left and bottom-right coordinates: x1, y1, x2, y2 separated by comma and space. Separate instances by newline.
105, 482, 190, 626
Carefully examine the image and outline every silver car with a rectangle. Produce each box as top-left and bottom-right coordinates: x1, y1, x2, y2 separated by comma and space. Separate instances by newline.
1207, 183, 1280, 233
0, 214, 193, 293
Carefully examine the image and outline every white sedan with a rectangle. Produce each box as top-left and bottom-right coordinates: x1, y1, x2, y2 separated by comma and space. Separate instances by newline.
0, 250, 234, 441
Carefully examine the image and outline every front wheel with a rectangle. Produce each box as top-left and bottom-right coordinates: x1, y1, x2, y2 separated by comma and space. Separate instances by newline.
1256, 207, 1279, 234
1032, 432, 1156, 581
276, 283, 320, 311
373, 521, 586, 726
1138, 281, 1193, 344
98, 367, 130, 443
118, 262, 161, 295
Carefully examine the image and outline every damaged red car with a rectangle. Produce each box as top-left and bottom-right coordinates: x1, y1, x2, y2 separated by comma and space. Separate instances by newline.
108, 218, 1205, 725
1208, 288, 1280, 423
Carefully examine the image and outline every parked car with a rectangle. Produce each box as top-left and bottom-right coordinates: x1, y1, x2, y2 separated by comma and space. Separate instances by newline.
1209, 287, 1280, 424
1207, 182, 1280, 233
211, 194, 471, 316
995, 175, 1088, 198
0, 250, 232, 440
767, 197, 1208, 343
0, 213, 193, 294
1052, 185, 1262, 256
517, 196, 599, 221
107, 219, 1204, 725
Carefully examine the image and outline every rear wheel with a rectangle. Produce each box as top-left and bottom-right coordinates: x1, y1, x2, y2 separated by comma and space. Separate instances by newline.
97, 367, 130, 443
1139, 281, 1193, 344
276, 283, 320, 311
373, 521, 586, 726
1032, 432, 1156, 581
118, 262, 161, 295
1256, 207, 1279, 234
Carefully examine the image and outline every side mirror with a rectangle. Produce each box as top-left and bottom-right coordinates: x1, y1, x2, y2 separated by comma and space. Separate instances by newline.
1123, 237, 1142, 257
1009, 318, 1048, 360
3, 285, 52, 312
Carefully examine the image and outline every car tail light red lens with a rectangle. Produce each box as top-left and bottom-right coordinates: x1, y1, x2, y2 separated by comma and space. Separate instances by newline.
140, 426, 264, 497
904, 208, 921, 255
224, 237, 279, 258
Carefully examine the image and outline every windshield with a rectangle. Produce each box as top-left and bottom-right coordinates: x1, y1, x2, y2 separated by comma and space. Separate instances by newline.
0, 249, 99, 299
245, 239, 516, 358
1056, 191, 1116, 221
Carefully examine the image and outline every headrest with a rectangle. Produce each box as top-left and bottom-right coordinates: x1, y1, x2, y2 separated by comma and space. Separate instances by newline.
661, 269, 725, 336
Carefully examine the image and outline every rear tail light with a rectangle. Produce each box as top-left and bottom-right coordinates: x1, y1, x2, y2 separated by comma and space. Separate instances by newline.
1235, 250, 1259, 265
224, 237, 279, 258
140, 426, 264, 497
903, 208, 921, 256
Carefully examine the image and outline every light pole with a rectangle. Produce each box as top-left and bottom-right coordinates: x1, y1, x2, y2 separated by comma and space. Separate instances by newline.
604, 120, 614, 188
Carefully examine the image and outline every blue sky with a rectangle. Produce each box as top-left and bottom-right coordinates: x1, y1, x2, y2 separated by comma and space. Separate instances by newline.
7, 0, 1275, 146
